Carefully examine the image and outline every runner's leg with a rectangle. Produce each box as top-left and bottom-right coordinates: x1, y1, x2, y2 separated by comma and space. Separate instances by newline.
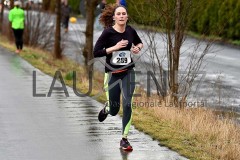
121, 69, 135, 138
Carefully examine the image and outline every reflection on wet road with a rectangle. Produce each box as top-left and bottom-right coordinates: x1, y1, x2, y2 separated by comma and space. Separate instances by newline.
0, 47, 187, 159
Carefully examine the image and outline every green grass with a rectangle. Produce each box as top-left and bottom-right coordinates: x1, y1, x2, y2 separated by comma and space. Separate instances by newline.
232, 40, 240, 46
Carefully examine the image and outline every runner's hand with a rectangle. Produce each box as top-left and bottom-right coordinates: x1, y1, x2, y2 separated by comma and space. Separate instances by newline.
114, 39, 129, 50
131, 44, 141, 54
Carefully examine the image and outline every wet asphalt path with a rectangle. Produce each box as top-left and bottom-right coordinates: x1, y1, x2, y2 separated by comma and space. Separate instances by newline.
0, 47, 187, 159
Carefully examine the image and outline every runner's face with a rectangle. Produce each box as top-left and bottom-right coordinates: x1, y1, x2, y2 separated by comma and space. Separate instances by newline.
113, 7, 128, 26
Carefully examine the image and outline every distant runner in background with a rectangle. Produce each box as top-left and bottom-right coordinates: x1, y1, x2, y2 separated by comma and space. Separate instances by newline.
61, 2, 71, 33
116, 0, 127, 7
8, 1, 25, 54
95, 0, 107, 30
100, 0, 107, 10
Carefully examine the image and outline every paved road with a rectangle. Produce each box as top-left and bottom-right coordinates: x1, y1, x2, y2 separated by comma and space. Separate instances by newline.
0, 47, 187, 159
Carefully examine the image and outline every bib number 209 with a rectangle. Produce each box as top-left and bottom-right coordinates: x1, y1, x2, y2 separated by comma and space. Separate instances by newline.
117, 57, 127, 63
111, 50, 131, 65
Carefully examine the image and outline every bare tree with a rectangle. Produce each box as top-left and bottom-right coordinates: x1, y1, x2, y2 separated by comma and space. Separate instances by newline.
130, 0, 213, 107
83, 0, 98, 72
162, 0, 213, 107
24, 9, 55, 49
54, 0, 62, 59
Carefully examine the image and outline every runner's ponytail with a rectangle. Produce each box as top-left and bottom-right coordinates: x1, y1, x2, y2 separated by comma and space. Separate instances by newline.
99, 4, 117, 28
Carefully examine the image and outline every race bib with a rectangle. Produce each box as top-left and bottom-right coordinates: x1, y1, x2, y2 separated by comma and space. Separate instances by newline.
111, 50, 131, 65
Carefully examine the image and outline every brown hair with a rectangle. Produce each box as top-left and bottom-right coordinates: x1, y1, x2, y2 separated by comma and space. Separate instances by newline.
99, 4, 128, 28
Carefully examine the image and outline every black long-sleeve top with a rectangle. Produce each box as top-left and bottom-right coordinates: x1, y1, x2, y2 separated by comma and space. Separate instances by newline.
93, 25, 142, 73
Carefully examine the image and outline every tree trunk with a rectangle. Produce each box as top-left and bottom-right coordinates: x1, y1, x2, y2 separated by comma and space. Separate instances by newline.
24, 3, 30, 45
54, 0, 62, 59
83, 0, 98, 72
166, 0, 184, 106
9, 0, 14, 8
42, 0, 51, 11
0, 0, 5, 32
172, 0, 182, 105
42, 0, 56, 11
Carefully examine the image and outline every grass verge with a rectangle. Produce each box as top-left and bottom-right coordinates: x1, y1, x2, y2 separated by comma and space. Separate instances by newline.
0, 36, 239, 160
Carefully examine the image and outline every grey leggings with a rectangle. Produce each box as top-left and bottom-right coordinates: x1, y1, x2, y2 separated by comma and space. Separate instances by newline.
104, 69, 135, 138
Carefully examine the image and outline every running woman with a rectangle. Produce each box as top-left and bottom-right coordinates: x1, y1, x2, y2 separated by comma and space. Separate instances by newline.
93, 4, 143, 151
